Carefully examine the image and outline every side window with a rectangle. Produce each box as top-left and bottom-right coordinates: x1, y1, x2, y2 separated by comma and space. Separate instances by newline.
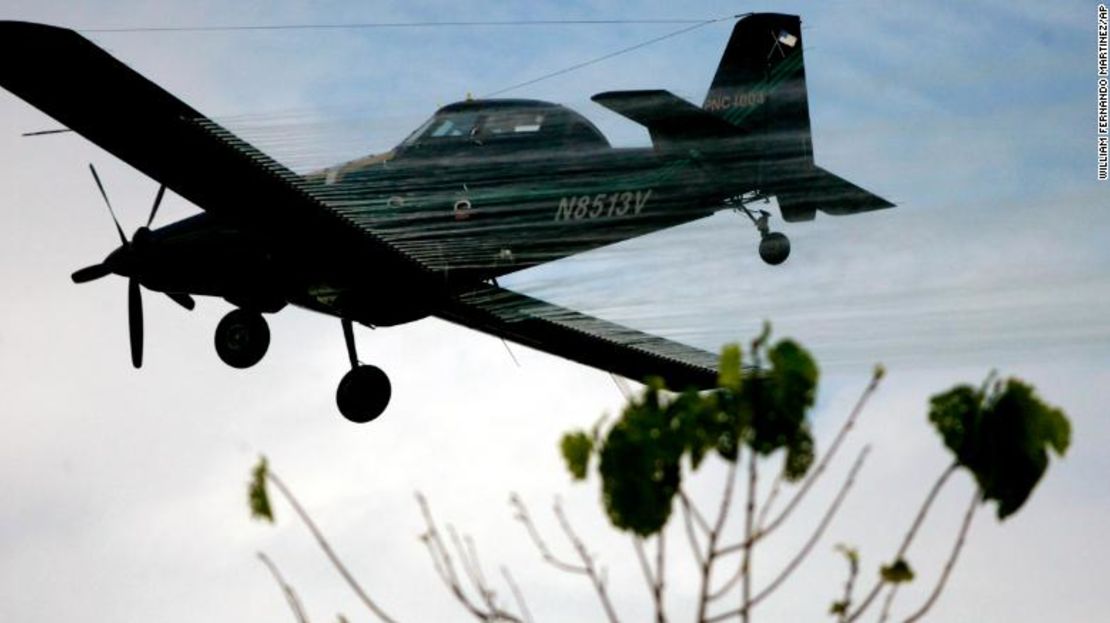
479, 112, 545, 137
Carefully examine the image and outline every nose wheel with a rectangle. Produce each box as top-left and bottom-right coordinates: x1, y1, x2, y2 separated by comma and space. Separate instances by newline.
336, 318, 392, 423
215, 309, 270, 368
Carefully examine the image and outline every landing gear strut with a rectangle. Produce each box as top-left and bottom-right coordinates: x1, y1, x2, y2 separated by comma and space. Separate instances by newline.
215, 309, 270, 368
735, 198, 791, 266
335, 319, 391, 423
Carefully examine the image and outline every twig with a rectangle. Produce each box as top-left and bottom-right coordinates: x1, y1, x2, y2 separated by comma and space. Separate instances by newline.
756, 471, 784, 533
833, 545, 859, 623
510, 493, 586, 574
706, 446, 871, 623
902, 488, 979, 622
695, 456, 741, 620
679, 494, 706, 568
266, 472, 397, 623
719, 371, 882, 557
553, 498, 622, 623
878, 585, 898, 623
633, 537, 667, 622
656, 531, 667, 623
680, 489, 713, 537
846, 462, 959, 622
257, 551, 311, 623
418, 494, 522, 622
740, 451, 758, 623
501, 567, 533, 623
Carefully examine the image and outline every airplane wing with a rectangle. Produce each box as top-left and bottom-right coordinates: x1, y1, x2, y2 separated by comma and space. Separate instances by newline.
435, 283, 719, 390
0, 21, 429, 279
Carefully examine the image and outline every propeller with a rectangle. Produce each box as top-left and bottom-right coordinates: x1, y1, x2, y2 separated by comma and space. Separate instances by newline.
72, 164, 194, 368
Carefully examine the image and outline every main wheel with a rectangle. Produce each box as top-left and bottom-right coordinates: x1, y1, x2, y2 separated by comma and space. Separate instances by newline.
215, 309, 270, 369
336, 365, 392, 423
758, 232, 791, 265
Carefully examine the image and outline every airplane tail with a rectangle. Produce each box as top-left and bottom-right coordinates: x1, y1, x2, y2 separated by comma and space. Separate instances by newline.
593, 13, 894, 222
703, 13, 813, 168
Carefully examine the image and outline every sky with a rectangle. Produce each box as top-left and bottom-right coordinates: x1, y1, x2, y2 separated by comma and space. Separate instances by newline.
1, 1, 1108, 621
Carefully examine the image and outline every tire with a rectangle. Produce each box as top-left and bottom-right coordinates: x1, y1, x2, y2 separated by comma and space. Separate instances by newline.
759, 232, 791, 265
215, 309, 270, 369
336, 365, 392, 423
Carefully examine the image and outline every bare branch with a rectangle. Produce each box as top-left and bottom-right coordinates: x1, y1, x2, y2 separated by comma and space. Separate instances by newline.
846, 462, 959, 622
679, 489, 713, 538
417, 494, 523, 622
655, 532, 667, 623
878, 585, 898, 623
257, 551, 311, 623
719, 371, 882, 557
510, 493, 587, 574
633, 537, 667, 623
902, 488, 979, 623
553, 498, 622, 623
706, 446, 871, 623
266, 472, 397, 623
695, 456, 741, 620
756, 471, 785, 533
679, 494, 706, 568
740, 450, 758, 623
501, 566, 533, 623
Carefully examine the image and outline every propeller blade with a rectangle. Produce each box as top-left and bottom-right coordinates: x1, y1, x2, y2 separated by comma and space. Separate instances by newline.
71, 263, 112, 284
146, 185, 166, 228
164, 291, 195, 311
89, 163, 128, 246
128, 278, 144, 368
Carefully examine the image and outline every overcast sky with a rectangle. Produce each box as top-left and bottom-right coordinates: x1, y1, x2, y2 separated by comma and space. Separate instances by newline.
1, 1, 1108, 621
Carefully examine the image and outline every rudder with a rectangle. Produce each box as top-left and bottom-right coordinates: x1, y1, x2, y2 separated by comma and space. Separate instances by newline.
703, 14, 812, 166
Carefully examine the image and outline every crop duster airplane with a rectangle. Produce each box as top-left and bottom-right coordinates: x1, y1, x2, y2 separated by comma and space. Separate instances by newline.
0, 13, 892, 422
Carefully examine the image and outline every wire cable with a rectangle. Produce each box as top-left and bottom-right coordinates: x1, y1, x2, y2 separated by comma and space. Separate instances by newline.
483, 13, 746, 97
79, 18, 716, 34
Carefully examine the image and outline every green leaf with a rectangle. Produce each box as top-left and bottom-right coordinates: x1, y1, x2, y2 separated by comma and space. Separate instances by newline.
830, 600, 848, 615
717, 343, 743, 392
560, 430, 594, 481
783, 426, 815, 482
746, 339, 819, 455
880, 558, 915, 584
598, 382, 683, 536
248, 456, 274, 523
929, 377, 1071, 520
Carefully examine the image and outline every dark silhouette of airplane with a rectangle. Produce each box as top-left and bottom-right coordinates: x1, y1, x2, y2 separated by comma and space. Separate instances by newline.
0, 13, 892, 422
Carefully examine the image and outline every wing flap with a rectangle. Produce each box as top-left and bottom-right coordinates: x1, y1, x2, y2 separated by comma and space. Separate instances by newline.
436, 283, 719, 389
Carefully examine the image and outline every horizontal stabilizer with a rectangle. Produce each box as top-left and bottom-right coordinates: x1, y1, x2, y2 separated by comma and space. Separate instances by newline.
774, 166, 895, 222
592, 89, 742, 150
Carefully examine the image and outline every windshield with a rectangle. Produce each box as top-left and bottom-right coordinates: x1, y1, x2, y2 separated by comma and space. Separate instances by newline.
401, 109, 548, 148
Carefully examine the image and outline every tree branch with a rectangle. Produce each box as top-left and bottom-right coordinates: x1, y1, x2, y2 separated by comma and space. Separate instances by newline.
417, 494, 522, 622
902, 488, 979, 623
706, 446, 871, 623
740, 450, 758, 623
500, 566, 533, 623
266, 472, 397, 623
695, 456, 741, 620
510, 493, 587, 575
553, 498, 622, 623
846, 462, 959, 622
719, 371, 882, 557
257, 551, 311, 623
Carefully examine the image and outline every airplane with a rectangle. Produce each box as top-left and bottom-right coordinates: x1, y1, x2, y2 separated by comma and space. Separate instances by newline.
0, 13, 893, 423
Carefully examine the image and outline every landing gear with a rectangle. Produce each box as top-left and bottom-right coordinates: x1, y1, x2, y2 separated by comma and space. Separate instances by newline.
759, 231, 791, 266
335, 318, 391, 423
215, 309, 270, 368
734, 197, 791, 266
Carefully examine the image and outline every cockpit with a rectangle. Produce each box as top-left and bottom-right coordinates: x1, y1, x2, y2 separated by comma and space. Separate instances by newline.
395, 99, 610, 157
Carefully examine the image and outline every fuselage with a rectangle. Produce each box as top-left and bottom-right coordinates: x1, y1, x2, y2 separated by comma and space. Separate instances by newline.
130, 98, 765, 327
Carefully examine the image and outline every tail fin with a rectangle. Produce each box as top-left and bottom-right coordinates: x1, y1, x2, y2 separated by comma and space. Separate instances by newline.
703, 13, 812, 166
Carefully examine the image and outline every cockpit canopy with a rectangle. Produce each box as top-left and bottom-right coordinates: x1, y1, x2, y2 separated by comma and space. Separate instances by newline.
396, 99, 610, 157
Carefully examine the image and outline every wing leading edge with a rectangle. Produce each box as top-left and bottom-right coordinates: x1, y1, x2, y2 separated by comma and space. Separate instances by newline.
0, 20, 426, 277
